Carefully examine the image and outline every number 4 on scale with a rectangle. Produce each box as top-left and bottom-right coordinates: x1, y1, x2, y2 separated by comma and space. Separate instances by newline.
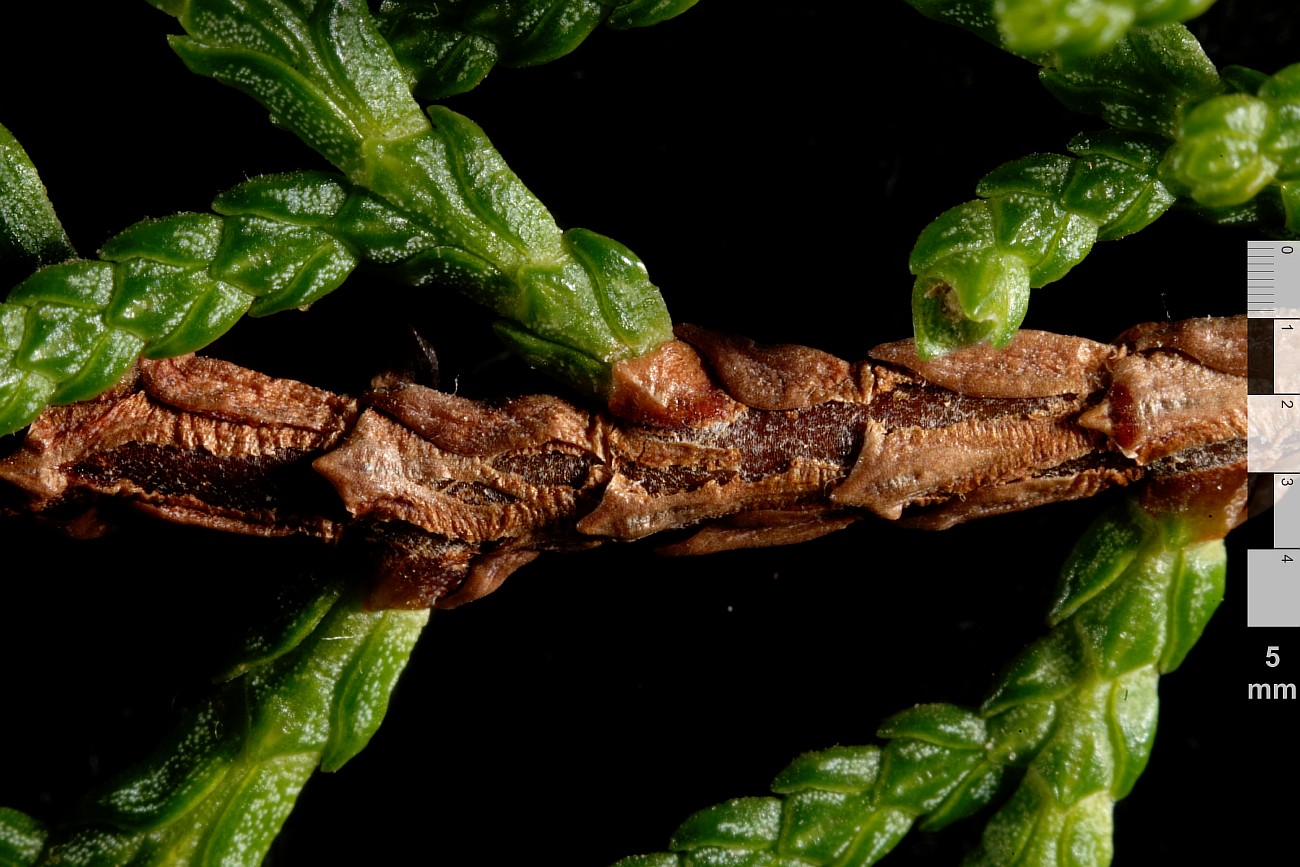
1283, 474, 1296, 565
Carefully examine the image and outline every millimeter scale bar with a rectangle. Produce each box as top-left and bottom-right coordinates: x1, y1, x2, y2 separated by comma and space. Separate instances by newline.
1248, 240, 1300, 626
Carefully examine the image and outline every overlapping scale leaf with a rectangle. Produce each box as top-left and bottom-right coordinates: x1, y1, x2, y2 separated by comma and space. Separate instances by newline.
605, 0, 698, 29
218, 574, 345, 680
0, 124, 73, 290
0, 127, 70, 434
1048, 501, 1147, 623
377, 0, 700, 100
771, 746, 881, 795
5, 261, 145, 406
0, 327, 54, 439
0, 808, 47, 867
670, 798, 782, 851
153, 0, 675, 399
909, 133, 1174, 357
462, 0, 608, 67
901, 14, 1247, 356
776, 789, 870, 862
994, 0, 1218, 60
1162, 63, 1300, 232
615, 498, 1224, 866
918, 758, 1003, 832
1039, 22, 1223, 136
977, 155, 1098, 287
1159, 538, 1226, 673
967, 502, 1208, 862
2, 130, 673, 432
156, 0, 428, 176
1070, 551, 1173, 678
984, 702, 1056, 768
1061, 131, 1174, 240
364, 106, 673, 389
904, 0, 1217, 64
210, 215, 358, 315
19, 588, 428, 866
964, 784, 1114, 867
901, 0, 1005, 48
1163, 94, 1277, 207
1105, 667, 1158, 799
0, 182, 372, 436
82, 693, 245, 832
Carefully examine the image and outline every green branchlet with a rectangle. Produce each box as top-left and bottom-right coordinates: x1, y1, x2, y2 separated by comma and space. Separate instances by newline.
0, 125, 73, 290
994, 0, 1217, 60
0, 809, 46, 867
905, 0, 1218, 61
376, 0, 700, 100
1162, 63, 1300, 231
156, 0, 673, 391
1, 0, 677, 434
0, 124, 78, 434
613, 499, 1226, 866
909, 131, 1173, 357
1038, 23, 1223, 137
0, 173, 361, 436
1, 577, 428, 867
900, 15, 1295, 357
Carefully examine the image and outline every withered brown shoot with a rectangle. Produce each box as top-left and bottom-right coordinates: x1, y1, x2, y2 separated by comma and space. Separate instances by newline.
0, 317, 1248, 609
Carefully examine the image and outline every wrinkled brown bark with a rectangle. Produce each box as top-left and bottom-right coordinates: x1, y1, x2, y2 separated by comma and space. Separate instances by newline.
0, 317, 1249, 609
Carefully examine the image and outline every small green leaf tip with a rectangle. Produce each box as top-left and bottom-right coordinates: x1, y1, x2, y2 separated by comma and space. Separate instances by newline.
0, 124, 74, 290
1164, 94, 1277, 206
1039, 24, 1224, 137
908, 134, 1172, 357
376, 0, 700, 100
905, 0, 1217, 62
1162, 64, 1300, 232
23, 588, 427, 866
0, 807, 47, 867
994, 0, 1217, 60
910, 253, 1031, 358
902, 0, 1004, 48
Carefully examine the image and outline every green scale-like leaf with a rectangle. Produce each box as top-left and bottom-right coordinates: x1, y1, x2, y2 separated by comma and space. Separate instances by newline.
376, 0, 700, 100
15, 584, 428, 866
0, 124, 73, 289
898, 12, 1240, 358
156, 0, 676, 387
0, 1, 677, 435
905, 1, 1219, 64
615, 500, 1226, 866
1039, 23, 1223, 136
1163, 63, 1300, 232
0, 808, 47, 867
908, 130, 1174, 357
995, 0, 1218, 61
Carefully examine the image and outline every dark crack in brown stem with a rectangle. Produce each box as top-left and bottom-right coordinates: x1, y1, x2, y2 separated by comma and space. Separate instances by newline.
0, 317, 1249, 609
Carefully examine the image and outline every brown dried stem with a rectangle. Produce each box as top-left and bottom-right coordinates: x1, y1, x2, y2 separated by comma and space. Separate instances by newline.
0, 317, 1248, 609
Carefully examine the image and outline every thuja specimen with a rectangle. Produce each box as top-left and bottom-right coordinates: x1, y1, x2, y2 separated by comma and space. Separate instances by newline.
0, 0, 1280, 863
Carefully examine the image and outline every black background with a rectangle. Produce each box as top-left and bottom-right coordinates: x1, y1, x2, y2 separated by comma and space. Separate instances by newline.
0, 2, 1296, 864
